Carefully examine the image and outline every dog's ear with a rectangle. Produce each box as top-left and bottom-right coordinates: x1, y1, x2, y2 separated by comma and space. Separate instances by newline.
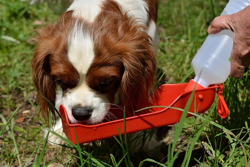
32, 12, 77, 121
119, 30, 157, 114
32, 27, 57, 121
32, 53, 56, 121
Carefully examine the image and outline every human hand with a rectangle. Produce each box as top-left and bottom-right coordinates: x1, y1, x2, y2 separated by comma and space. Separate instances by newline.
207, 5, 250, 78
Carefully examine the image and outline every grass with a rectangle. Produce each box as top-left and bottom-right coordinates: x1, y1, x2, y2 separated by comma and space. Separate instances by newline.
1, 0, 250, 166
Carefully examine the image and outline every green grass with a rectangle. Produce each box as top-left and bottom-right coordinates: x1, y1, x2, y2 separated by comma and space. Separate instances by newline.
1, 0, 250, 166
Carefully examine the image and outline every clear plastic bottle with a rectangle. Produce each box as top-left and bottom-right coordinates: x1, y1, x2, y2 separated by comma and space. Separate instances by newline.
192, 0, 250, 87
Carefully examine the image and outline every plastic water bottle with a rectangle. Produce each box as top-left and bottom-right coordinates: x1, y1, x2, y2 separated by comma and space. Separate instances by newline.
192, 0, 250, 88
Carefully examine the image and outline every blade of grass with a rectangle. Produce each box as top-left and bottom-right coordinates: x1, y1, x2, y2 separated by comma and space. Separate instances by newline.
115, 128, 130, 166
23, 146, 39, 167
37, 128, 50, 166
0, 108, 21, 167
187, 111, 248, 166
110, 154, 117, 166
112, 131, 124, 150
72, 128, 106, 167
210, 0, 216, 18
169, 84, 197, 165
0, 106, 20, 135
36, 89, 60, 117
139, 158, 167, 167
48, 128, 110, 167
116, 152, 129, 167
73, 127, 84, 166
182, 119, 209, 167
122, 106, 134, 167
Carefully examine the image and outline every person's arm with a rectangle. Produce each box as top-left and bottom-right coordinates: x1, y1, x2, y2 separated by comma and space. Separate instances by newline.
208, 5, 250, 78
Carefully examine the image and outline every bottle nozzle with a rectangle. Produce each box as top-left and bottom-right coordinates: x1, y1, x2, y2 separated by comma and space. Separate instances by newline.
184, 79, 205, 92
193, 76, 210, 88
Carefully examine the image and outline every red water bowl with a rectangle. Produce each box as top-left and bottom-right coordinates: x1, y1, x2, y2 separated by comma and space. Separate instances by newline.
60, 80, 229, 144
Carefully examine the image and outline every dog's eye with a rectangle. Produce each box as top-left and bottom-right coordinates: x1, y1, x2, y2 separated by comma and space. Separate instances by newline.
58, 80, 69, 91
99, 78, 114, 88
98, 77, 115, 91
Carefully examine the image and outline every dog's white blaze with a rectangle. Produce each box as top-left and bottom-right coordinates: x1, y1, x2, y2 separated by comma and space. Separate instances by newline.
61, 21, 110, 124
68, 22, 94, 75
67, 0, 105, 22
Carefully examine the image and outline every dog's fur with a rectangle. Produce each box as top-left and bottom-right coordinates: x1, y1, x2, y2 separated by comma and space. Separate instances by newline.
32, 0, 160, 149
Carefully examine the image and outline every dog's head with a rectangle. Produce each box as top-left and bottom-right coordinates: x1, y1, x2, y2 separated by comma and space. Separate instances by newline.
32, 0, 157, 124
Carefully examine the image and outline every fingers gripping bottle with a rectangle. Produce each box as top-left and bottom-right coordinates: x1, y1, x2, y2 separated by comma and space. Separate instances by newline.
192, 0, 250, 88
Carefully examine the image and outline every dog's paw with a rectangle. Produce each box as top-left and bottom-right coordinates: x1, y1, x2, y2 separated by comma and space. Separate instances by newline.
43, 119, 66, 145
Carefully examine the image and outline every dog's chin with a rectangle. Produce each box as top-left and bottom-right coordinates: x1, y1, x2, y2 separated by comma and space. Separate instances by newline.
70, 117, 106, 125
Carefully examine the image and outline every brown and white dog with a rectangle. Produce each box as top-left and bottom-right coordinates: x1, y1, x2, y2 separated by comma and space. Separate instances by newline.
32, 0, 158, 146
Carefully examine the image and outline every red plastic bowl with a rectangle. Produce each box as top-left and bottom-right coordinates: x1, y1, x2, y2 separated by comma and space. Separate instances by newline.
60, 80, 229, 144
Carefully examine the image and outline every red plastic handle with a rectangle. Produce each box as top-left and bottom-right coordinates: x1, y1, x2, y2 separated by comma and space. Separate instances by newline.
184, 80, 229, 119
216, 84, 229, 118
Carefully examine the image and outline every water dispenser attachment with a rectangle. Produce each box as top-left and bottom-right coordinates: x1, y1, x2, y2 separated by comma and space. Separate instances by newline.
60, 81, 229, 144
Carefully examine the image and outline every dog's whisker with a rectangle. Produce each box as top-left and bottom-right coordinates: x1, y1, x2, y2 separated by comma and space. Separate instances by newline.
103, 103, 124, 111
107, 112, 117, 121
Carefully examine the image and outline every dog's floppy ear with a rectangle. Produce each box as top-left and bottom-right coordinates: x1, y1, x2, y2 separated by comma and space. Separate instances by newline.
32, 12, 77, 121
32, 52, 56, 121
119, 30, 156, 114
32, 27, 57, 121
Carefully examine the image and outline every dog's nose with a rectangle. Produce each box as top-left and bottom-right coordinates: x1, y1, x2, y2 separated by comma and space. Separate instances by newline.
72, 106, 93, 121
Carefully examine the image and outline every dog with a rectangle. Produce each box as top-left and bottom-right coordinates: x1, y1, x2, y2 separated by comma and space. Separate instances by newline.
32, 0, 159, 150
